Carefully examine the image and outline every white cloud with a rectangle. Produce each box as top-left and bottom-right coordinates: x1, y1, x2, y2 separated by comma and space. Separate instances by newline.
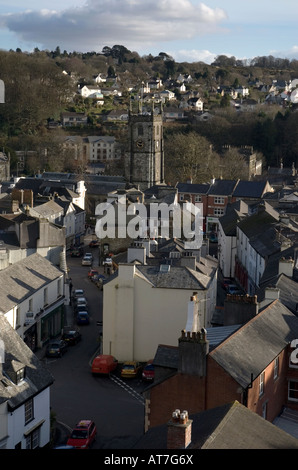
0, 0, 227, 52
172, 48, 216, 64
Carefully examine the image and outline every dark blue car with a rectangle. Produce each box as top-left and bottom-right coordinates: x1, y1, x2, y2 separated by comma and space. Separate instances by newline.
77, 311, 90, 325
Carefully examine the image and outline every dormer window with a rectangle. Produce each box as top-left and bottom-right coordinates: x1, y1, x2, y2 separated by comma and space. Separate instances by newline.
6, 359, 26, 385
16, 367, 26, 384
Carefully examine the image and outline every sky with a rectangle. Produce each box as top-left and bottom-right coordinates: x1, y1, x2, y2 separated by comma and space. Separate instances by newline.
0, 0, 298, 64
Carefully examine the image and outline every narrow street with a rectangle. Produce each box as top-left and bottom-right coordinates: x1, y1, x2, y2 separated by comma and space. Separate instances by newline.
46, 235, 146, 449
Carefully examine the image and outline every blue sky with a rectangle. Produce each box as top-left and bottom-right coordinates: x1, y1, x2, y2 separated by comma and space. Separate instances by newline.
0, 0, 298, 64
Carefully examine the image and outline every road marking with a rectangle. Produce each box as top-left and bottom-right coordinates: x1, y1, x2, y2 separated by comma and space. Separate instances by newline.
110, 374, 145, 406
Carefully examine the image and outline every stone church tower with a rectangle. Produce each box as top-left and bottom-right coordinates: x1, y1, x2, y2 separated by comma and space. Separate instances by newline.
125, 108, 164, 190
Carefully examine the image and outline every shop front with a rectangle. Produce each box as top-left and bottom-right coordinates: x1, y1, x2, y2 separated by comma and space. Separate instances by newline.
38, 302, 65, 348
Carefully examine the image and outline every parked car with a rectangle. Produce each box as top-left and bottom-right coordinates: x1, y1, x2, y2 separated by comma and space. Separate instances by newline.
46, 340, 68, 358
70, 247, 83, 257
62, 330, 82, 346
77, 311, 90, 325
222, 278, 234, 291
75, 304, 89, 314
88, 268, 98, 279
82, 254, 92, 266
103, 257, 112, 267
92, 273, 106, 283
66, 420, 97, 449
142, 360, 155, 382
91, 354, 118, 375
72, 289, 84, 300
227, 284, 243, 295
120, 361, 142, 379
75, 297, 88, 309
89, 239, 100, 248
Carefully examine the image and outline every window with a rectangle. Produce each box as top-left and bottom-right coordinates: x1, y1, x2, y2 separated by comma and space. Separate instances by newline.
25, 398, 34, 424
195, 195, 202, 202
57, 279, 62, 297
274, 357, 279, 380
16, 307, 20, 328
288, 381, 298, 401
26, 429, 40, 449
259, 371, 265, 396
138, 125, 143, 136
43, 288, 48, 306
214, 196, 225, 204
214, 208, 225, 217
16, 367, 25, 384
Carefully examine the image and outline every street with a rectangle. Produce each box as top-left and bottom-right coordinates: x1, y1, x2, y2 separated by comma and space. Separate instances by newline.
46, 235, 146, 449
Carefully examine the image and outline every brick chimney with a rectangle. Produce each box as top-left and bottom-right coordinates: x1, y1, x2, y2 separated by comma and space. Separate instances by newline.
178, 329, 209, 376
167, 409, 192, 449
224, 294, 258, 326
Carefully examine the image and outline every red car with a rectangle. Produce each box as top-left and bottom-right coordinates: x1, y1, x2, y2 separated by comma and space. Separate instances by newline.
88, 268, 98, 279
66, 420, 97, 449
142, 360, 155, 382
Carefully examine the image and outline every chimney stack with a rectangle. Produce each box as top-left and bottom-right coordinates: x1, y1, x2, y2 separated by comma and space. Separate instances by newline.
178, 329, 209, 376
167, 409, 192, 449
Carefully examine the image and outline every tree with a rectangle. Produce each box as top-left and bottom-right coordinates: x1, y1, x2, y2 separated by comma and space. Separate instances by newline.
164, 131, 220, 183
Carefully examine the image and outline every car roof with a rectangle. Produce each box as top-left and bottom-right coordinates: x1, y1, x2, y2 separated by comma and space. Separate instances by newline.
75, 420, 93, 428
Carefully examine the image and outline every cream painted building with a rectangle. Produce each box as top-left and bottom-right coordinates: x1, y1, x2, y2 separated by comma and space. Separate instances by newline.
102, 259, 217, 362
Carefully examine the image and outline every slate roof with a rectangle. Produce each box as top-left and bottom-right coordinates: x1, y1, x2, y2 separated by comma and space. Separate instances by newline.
136, 264, 211, 290
31, 200, 63, 218
133, 401, 298, 449
237, 203, 280, 257
207, 179, 238, 196
219, 201, 249, 236
232, 180, 268, 198
153, 324, 241, 371
0, 314, 54, 410
210, 300, 298, 389
0, 253, 64, 313
176, 183, 210, 194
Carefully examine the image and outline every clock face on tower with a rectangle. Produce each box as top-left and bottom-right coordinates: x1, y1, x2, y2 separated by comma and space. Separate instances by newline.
136, 139, 144, 149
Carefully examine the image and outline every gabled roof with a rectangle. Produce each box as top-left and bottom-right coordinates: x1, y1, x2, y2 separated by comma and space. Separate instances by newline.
31, 200, 63, 217
232, 180, 269, 198
237, 203, 280, 256
176, 182, 210, 194
136, 264, 211, 290
210, 300, 298, 389
219, 201, 249, 236
0, 253, 64, 313
0, 315, 54, 409
207, 179, 239, 196
134, 400, 298, 449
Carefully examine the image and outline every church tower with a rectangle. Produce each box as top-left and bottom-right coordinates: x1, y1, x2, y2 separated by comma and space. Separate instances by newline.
125, 107, 164, 190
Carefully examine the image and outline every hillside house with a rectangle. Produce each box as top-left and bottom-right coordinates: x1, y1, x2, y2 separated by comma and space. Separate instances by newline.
60, 112, 88, 127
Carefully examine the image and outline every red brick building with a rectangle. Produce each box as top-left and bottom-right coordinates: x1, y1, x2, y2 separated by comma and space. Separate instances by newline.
145, 299, 298, 429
